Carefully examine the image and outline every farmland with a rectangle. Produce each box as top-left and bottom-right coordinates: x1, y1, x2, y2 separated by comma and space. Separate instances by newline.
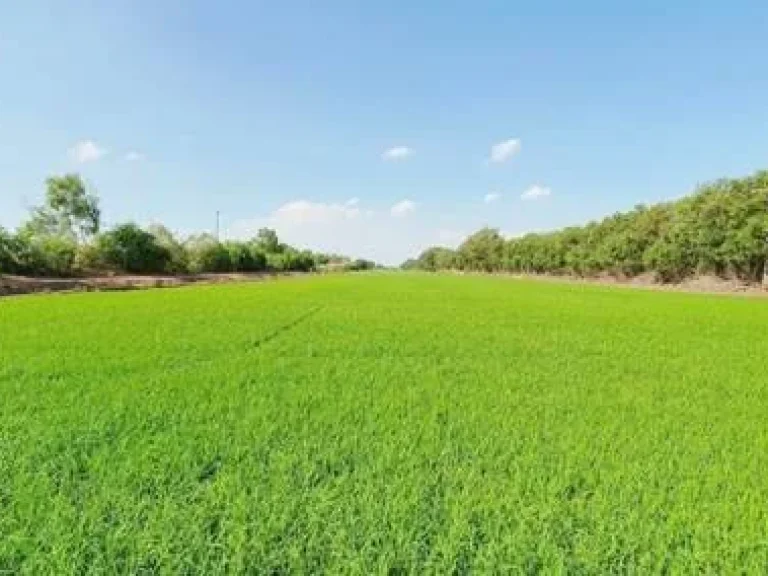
2, 273, 768, 573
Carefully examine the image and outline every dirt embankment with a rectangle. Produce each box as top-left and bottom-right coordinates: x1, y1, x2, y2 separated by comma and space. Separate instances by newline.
2, 271, 766, 298
445, 270, 767, 297
502, 272, 767, 296
0, 273, 295, 297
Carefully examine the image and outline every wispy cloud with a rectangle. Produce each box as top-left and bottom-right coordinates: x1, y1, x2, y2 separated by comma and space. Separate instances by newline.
345, 197, 360, 206
272, 200, 361, 225
484, 192, 501, 204
382, 146, 413, 161
227, 198, 441, 265
124, 151, 145, 162
69, 140, 107, 164
390, 199, 416, 216
489, 138, 521, 164
521, 185, 551, 200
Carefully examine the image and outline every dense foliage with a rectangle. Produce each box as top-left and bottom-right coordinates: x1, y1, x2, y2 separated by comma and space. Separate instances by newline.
405, 171, 768, 282
0, 174, 376, 276
3, 274, 768, 571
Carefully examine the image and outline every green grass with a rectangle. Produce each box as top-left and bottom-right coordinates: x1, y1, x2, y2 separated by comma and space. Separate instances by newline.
2, 273, 768, 574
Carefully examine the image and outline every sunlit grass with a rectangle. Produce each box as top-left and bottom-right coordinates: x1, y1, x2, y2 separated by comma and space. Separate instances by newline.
2, 274, 768, 573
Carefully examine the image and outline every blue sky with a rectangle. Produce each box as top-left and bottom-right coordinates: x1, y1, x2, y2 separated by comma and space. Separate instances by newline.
2, 1, 768, 263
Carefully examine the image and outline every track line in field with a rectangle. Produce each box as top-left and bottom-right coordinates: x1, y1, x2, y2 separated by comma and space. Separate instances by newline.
250, 305, 324, 350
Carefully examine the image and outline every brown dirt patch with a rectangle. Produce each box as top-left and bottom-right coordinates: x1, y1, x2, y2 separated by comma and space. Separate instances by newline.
0, 272, 298, 298
499, 272, 767, 297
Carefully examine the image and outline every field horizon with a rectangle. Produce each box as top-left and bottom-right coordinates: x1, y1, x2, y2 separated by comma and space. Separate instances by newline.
2, 273, 768, 573
2, 268, 766, 301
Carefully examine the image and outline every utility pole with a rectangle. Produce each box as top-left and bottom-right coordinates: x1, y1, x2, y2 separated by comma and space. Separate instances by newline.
215, 210, 221, 242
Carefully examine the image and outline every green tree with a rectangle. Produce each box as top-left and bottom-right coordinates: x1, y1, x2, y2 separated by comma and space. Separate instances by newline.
148, 224, 189, 273
185, 234, 232, 273
0, 228, 20, 274
93, 224, 172, 274
255, 228, 281, 253
408, 170, 767, 283
457, 228, 505, 272
23, 174, 100, 242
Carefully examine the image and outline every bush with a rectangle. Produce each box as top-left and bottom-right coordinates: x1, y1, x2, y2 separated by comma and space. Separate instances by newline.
186, 236, 231, 273
74, 242, 103, 273
34, 236, 78, 277
346, 259, 377, 271
0, 231, 77, 277
0, 228, 18, 274
148, 224, 189, 274
7, 235, 46, 276
267, 249, 315, 272
93, 224, 172, 274
223, 242, 267, 272
248, 245, 268, 272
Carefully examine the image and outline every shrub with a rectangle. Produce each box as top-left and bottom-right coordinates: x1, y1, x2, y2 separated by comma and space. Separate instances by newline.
346, 259, 377, 271
267, 249, 314, 273
223, 242, 267, 272
186, 236, 231, 273
0, 231, 77, 277
147, 224, 189, 274
34, 236, 78, 277
247, 245, 268, 272
93, 224, 172, 274
0, 228, 18, 274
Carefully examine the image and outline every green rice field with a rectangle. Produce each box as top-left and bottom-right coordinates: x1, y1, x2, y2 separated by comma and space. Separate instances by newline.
2, 273, 768, 573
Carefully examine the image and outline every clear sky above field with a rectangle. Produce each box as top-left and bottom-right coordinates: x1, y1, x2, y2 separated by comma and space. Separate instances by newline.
2, 1, 768, 264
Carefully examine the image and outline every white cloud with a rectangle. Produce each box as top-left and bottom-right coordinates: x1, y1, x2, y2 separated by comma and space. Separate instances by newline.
484, 192, 501, 204
521, 185, 552, 200
390, 199, 416, 216
69, 140, 107, 163
382, 146, 413, 160
271, 200, 361, 225
227, 198, 451, 265
124, 151, 145, 162
489, 138, 521, 164
345, 197, 360, 206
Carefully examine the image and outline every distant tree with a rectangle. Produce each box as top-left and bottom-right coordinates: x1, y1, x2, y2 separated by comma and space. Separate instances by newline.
93, 223, 171, 274
407, 247, 458, 271
0, 228, 21, 274
247, 243, 269, 271
185, 234, 232, 273
221, 241, 267, 272
255, 228, 281, 253
406, 171, 768, 283
34, 236, 78, 276
457, 228, 505, 272
346, 258, 377, 271
148, 224, 189, 273
22, 174, 100, 242
267, 248, 315, 272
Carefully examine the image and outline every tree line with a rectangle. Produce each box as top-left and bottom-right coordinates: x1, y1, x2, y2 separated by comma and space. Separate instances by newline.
403, 170, 768, 283
0, 174, 377, 277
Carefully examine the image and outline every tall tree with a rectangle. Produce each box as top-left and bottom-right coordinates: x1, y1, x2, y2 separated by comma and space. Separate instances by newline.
457, 228, 505, 272
23, 174, 100, 242
255, 228, 281, 253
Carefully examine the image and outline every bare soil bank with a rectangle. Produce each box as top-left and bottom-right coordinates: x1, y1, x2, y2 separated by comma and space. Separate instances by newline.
2, 271, 766, 298
491, 272, 767, 297
0, 273, 298, 297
